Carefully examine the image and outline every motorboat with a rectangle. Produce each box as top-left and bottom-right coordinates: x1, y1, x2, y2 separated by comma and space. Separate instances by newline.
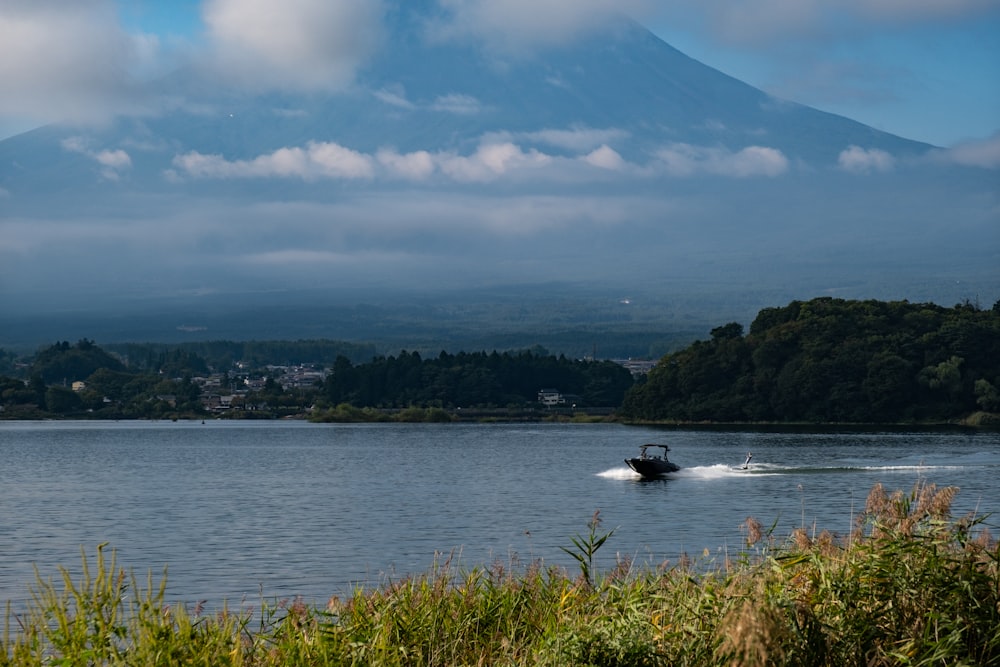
625, 444, 680, 478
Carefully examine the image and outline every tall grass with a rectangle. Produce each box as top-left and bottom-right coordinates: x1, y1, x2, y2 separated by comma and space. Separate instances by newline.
3, 482, 997, 666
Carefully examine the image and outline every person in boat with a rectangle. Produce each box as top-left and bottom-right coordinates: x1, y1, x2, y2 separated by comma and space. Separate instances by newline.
743, 452, 753, 469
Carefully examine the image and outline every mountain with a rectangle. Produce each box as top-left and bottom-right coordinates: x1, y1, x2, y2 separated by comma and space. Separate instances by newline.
0, 8, 996, 350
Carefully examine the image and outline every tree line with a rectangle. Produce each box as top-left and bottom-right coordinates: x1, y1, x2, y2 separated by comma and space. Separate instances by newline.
0, 338, 370, 419
619, 297, 1000, 424
104, 340, 377, 374
0, 338, 213, 419
4, 297, 998, 423
319, 350, 635, 409
0, 340, 635, 419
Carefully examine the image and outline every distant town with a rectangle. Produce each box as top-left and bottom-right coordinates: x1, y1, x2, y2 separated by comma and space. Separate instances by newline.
0, 339, 650, 421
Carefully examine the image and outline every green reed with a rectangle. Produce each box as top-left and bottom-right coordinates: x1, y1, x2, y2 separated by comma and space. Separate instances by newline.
3, 482, 998, 666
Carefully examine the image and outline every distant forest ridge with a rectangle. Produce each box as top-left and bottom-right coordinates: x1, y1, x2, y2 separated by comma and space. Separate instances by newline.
2, 297, 998, 424
106, 340, 379, 373
620, 297, 1000, 424
0, 282, 720, 359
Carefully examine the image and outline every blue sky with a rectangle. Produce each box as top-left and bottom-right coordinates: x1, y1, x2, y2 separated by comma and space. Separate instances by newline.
647, 3, 1000, 148
0, 0, 997, 149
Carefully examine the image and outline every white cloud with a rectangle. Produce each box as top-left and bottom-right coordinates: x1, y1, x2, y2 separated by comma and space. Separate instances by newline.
373, 86, 416, 109
170, 139, 567, 184
437, 142, 553, 182
173, 140, 559, 184
936, 134, 1000, 169
61, 136, 132, 180
372, 88, 483, 114
172, 141, 375, 180
308, 142, 376, 178
95, 149, 132, 170
655, 143, 789, 177
0, 0, 157, 127
170, 136, 800, 184
838, 145, 895, 173
376, 149, 437, 180
60, 136, 89, 154
581, 145, 627, 171
202, 0, 384, 91
430, 94, 483, 115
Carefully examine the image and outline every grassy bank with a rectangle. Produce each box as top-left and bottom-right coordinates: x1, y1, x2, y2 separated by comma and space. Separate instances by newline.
3, 483, 997, 666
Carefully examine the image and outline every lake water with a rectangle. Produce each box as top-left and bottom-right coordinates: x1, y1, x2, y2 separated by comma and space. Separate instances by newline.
1, 421, 998, 611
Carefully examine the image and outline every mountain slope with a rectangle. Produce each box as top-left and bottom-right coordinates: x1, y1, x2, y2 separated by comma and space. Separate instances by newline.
0, 14, 931, 194
0, 9, 995, 347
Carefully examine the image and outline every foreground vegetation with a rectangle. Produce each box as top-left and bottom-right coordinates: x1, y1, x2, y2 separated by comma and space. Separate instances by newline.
4, 483, 997, 666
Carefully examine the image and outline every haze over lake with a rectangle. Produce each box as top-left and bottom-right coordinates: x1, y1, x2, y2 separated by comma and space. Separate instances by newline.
2, 421, 997, 611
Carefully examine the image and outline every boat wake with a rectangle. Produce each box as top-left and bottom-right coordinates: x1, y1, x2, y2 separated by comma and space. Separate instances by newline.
597, 463, 760, 480
597, 466, 644, 480
690, 461, 979, 478
598, 460, 983, 481
676, 464, 760, 479
597, 464, 741, 480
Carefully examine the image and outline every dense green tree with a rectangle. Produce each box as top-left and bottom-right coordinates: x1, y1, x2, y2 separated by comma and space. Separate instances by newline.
974, 379, 1000, 412
0, 376, 38, 407
863, 353, 916, 417
84, 368, 138, 404
157, 350, 210, 377
27, 375, 47, 408
44, 386, 82, 413
321, 349, 634, 409
620, 297, 1000, 423
31, 339, 126, 384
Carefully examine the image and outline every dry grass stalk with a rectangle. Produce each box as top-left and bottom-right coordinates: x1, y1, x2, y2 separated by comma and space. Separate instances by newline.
742, 516, 764, 547
715, 599, 787, 667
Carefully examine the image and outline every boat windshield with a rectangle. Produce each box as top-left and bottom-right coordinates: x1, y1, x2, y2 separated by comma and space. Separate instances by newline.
639, 444, 669, 460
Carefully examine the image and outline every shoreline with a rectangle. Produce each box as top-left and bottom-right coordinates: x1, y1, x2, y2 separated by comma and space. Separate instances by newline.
2, 410, 997, 430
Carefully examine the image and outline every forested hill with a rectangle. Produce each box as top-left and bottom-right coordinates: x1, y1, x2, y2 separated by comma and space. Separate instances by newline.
619, 298, 1000, 424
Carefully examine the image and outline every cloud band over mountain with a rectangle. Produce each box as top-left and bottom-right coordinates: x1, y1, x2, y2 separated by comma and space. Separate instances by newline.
165, 137, 797, 184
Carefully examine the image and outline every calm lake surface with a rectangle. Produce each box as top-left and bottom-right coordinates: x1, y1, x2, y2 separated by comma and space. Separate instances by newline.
2, 421, 998, 610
